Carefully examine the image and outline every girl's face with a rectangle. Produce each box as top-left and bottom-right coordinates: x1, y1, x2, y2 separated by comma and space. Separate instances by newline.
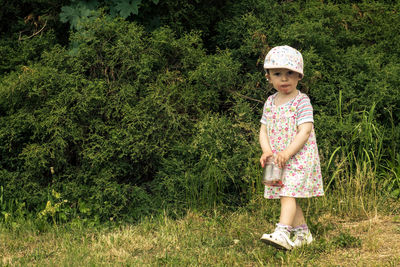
266, 68, 302, 95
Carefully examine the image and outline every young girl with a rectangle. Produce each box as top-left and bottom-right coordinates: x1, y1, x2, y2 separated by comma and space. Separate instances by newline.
259, 45, 324, 250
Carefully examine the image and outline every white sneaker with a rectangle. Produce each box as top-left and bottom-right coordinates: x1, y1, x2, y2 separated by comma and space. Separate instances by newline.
260, 225, 294, 250
292, 228, 313, 248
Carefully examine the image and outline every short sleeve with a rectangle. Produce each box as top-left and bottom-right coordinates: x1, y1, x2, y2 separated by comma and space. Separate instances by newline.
260, 100, 269, 125
296, 95, 314, 125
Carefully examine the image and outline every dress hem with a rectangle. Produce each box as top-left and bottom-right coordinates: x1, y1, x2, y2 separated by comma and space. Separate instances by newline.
263, 194, 325, 199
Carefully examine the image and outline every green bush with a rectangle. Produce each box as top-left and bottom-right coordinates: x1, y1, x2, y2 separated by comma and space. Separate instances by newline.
1, 1, 400, 223
0, 32, 57, 74
155, 108, 260, 210
0, 14, 253, 220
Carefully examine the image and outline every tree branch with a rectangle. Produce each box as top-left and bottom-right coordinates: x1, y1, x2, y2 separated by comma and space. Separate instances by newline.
19, 20, 47, 41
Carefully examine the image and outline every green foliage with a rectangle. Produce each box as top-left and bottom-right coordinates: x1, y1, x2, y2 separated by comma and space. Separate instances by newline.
60, 0, 161, 30
0, 186, 27, 226
0, 14, 250, 221
0, 0, 65, 36
59, 1, 98, 30
1, 0, 400, 223
156, 109, 259, 210
333, 232, 362, 248
0, 32, 57, 74
382, 153, 400, 198
38, 189, 70, 225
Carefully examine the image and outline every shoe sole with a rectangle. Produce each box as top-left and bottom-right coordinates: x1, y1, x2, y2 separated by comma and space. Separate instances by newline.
260, 237, 292, 250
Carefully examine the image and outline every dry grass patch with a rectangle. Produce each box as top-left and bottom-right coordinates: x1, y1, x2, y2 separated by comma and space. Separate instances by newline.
1, 231, 64, 266
317, 215, 400, 266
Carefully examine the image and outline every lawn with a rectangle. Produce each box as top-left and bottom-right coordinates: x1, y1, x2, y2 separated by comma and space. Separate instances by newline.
1, 197, 399, 266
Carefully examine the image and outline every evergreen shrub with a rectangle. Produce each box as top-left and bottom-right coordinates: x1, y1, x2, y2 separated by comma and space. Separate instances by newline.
0, 14, 252, 220
1, 1, 400, 222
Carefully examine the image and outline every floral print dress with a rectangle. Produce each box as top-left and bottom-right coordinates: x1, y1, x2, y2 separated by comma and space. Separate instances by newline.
261, 92, 324, 199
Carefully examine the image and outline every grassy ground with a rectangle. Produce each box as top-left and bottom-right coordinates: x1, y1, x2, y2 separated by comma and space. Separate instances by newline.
1, 196, 400, 266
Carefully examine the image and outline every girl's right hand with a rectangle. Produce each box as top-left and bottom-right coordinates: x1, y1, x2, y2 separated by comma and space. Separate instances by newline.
260, 151, 273, 168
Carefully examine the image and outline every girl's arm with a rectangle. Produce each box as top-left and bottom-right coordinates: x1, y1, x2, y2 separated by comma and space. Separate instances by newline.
259, 124, 273, 168
275, 122, 313, 168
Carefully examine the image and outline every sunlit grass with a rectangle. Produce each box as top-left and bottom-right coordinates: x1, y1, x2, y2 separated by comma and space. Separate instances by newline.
1, 192, 399, 266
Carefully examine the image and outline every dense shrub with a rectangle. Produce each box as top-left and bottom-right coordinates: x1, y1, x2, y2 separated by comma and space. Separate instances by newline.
155, 104, 260, 210
0, 14, 248, 220
0, 32, 57, 74
1, 1, 399, 222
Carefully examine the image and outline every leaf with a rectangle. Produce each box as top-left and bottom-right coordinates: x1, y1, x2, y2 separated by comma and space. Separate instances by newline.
59, 5, 80, 24
52, 189, 61, 199
115, 0, 142, 18
68, 40, 80, 56
59, 1, 99, 30
391, 189, 400, 198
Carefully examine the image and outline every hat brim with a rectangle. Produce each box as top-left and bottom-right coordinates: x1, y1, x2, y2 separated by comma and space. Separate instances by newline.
264, 65, 303, 78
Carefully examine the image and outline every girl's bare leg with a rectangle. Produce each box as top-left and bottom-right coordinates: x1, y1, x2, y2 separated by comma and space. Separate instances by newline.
279, 196, 296, 225
292, 202, 306, 227
279, 197, 306, 227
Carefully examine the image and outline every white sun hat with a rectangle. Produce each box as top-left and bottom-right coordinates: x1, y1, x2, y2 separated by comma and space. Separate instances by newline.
263, 45, 304, 77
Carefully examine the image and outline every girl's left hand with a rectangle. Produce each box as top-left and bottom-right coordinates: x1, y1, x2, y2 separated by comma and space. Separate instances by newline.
275, 151, 290, 168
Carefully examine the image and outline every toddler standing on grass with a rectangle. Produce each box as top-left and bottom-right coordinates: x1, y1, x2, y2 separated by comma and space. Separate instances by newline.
259, 45, 324, 250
